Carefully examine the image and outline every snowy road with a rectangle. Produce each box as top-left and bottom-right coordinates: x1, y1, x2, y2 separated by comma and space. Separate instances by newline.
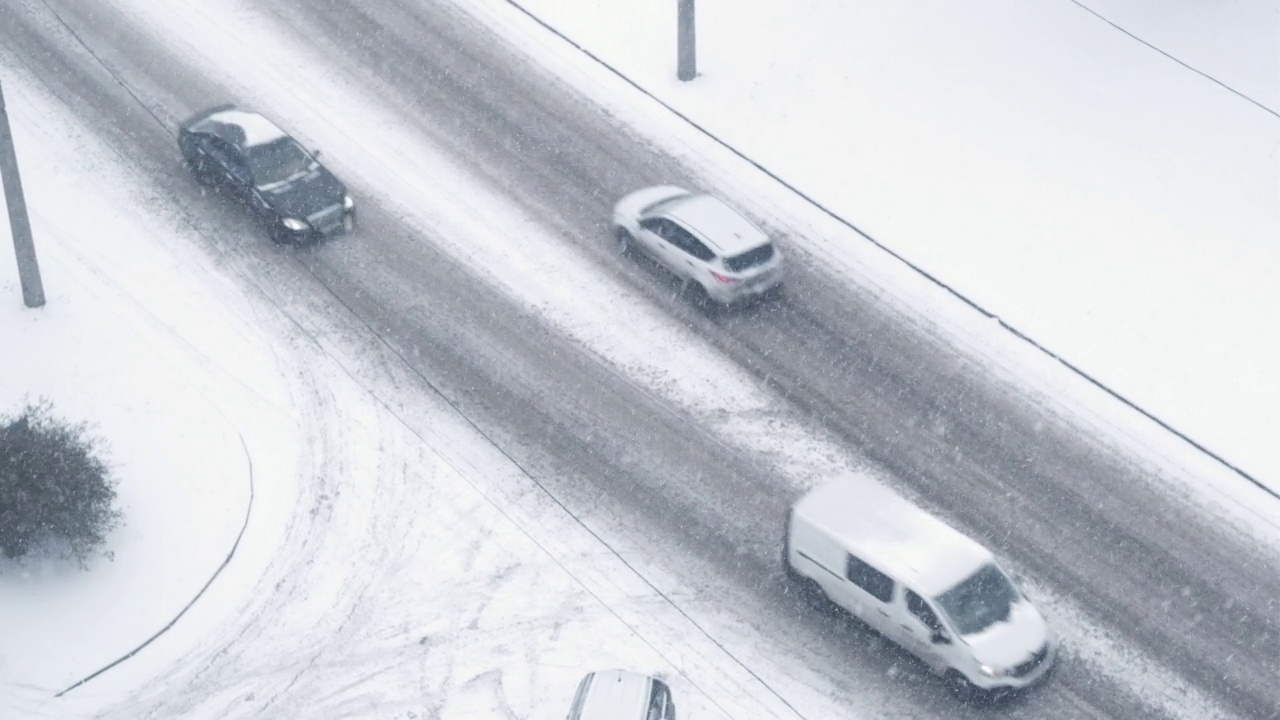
2, 0, 1278, 718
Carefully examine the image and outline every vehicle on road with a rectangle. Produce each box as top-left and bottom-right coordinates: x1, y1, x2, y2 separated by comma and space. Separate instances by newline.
612, 186, 783, 305
785, 476, 1056, 693
178, 105, 355, 244
566, 669, 677, 720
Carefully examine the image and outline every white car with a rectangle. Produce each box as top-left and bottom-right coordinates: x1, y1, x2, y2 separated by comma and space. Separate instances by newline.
612, 186, 784, 304
566, 669, 677, 720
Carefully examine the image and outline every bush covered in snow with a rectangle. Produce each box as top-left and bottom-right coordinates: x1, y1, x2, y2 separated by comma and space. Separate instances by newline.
0, 401, 122, 567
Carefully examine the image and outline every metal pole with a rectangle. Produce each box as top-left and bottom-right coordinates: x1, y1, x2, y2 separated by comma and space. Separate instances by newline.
677, 0, 696, 81
0, 79, 45, 308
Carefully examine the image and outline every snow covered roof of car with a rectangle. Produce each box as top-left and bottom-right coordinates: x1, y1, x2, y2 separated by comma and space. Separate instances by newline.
578, 669, 655, 719
198, 108, 289, 148
663, 193, 769, 255
794, 475, 996, 598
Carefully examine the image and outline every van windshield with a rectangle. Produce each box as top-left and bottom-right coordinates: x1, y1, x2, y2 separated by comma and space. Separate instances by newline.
935, 563, 1020, 636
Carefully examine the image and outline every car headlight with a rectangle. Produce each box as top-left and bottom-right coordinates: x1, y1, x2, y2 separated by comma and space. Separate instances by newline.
978, 664, 1008, 678
342, 193, 355, 211
282, 217, 308, 231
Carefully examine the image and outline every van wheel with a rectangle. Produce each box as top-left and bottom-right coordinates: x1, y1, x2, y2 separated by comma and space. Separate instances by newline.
784, 573, 825, 606
782, 536, 802, 582
944, 669, 974, 698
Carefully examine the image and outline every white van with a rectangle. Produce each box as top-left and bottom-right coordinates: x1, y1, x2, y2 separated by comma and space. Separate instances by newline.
784, 476, 1056, 691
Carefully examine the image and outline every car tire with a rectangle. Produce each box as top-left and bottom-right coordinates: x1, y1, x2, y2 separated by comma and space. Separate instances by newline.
782, 528, 802, 582
944, 669, 975, 699
685, 282, 722, 316
269, 224, 291, 246
614, 227, 634, 256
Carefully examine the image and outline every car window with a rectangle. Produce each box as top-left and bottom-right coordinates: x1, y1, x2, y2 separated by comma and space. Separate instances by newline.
935, 563, 1020, 636
670, 227, 715, 261
846, 553, 894, 602
724, 243, 775, 272
905, 589, 943, 631
245, 138, 314, 187
204, 137, 239, 169
639, 217, 669, 238
648, 680, 676, 720
567, 674, 593, 719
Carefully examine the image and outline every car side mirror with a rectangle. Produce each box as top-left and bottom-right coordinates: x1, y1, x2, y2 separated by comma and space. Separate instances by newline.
930, 629, 952, 645
312, 148, 323, 159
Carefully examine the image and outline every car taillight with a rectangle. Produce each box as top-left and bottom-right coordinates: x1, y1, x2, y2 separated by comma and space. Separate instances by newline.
709, 271, 739, 283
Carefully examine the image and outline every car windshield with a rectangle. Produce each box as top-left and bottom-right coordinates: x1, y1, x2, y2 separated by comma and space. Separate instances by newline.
935, 563, 1020, 636
245, 138, 314, 187
724, 243, 775, 272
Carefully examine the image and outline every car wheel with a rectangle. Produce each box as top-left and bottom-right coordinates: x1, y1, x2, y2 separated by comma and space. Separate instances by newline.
944, 669, 975, 698
614, 227, 634, 256
782, 531, 802, 582
783, 555, 800, 581
684, 282, 722, 316
269, 224, 291, 245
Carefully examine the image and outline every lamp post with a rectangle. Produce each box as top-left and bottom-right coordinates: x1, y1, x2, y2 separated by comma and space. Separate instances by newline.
678, 0, 696, 81
0, 79, 44, 308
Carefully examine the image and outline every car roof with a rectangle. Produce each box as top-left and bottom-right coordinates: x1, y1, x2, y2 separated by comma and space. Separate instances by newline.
578, 669, 652, 720
192, 108, 289, 150
793, 475, 995, 598
661, 194, 769, 255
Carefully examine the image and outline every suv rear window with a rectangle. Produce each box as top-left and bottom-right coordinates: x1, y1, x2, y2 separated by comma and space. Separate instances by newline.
723, 243, 775, 272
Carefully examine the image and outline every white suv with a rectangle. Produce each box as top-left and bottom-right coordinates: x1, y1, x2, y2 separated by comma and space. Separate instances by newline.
613, 186, 784, 304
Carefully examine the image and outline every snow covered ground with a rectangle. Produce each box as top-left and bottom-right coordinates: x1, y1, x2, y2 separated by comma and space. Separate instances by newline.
0, 61, 787, 720
492, 0, 1280, 487
1, 1, 1277, 718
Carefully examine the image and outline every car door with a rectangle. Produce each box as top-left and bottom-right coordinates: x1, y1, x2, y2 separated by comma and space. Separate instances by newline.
199, 137, 234, 188
899, 588, 951, 671
840, 553, 898, 636
667, 225, 715, 281
189, 135, 229, 188
636, 218, 681, 273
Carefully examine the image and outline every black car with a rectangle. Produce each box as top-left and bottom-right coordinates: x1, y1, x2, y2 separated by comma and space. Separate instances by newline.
178, 105, 354, 244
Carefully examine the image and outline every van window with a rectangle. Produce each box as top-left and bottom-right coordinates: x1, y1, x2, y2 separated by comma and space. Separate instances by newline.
845, 553, 893, 602
905, 589, 943, 631
935, 563, 1019, 636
